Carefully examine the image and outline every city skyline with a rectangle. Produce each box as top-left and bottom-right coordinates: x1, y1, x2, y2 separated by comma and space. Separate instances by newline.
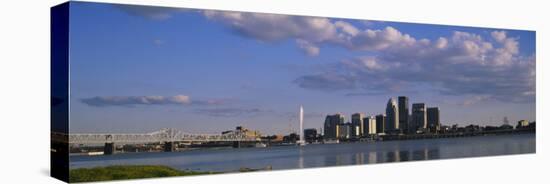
68, 2, 535, 135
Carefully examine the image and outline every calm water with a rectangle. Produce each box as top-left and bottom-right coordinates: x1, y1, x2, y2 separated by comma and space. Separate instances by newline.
70, 134, 535, 172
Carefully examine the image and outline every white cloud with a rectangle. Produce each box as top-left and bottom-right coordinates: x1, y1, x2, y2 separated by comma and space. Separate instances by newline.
334, 21, 359, 36
491, 31, 507, 43
347, 26, 417, 51
113, 8, 534, 103
81, 95, 232, 107
296, 39, 320, 56
295, 30, 535, 103
203, 10, 337, 43
170, 95, 191, 104
81, 95, 192, 106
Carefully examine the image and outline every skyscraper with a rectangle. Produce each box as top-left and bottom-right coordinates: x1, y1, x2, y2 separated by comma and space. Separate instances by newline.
304, 128, 318, 143
427, 107, 440, 133
324, 114, 345, 140
351, 113, 364, 138
386, 98, 399, 134
363, 116, 377, 135
376, 114, 386, 134
398, 96, 409, 134
338, 122, 351, 139
412, 103, 427, 133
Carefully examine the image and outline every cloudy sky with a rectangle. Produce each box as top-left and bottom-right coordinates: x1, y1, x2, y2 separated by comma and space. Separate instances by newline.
68, 2, 535, 134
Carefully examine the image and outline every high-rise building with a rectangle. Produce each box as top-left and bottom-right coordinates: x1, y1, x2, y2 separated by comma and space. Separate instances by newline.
376, 114, 386, 134
363, 116, 377, 135
412, 103, 427, 133
351, 113, 364, 138
304, 128, 318, 143
427, 107, 440, 133
398, 96, 409, 134
386, 98, 399, 134
337, 122, 351, 139
324, 114, 345, 140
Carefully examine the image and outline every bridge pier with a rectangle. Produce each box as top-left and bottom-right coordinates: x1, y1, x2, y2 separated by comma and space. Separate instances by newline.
164, 142, 175, 152
232, 141, 241, 148
104, 142, 115, 155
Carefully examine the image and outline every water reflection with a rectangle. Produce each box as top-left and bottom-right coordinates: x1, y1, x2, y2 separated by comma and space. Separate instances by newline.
71, 134, 533, 172
353, 152, 365, 165
384, 147, 439, 162
335, 154, 344, 166
399, 150, 410, 161
368, 152, 377, 164
409, 148, 440, 161
319, 147, 440, 166
298, 148, 304, 168
386, 151, 397, 162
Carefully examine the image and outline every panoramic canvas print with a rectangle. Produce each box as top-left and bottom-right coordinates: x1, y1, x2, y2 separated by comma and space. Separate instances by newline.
51, 1, 536, 183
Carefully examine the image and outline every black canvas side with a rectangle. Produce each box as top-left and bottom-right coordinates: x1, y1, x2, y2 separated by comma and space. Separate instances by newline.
50, 2, 70, 183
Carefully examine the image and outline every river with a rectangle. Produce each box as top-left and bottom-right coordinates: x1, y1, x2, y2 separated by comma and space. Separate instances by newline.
70, 134, 535, 172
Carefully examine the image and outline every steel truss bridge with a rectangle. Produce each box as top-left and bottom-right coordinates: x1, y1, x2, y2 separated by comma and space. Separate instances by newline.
52, 128, 259, 145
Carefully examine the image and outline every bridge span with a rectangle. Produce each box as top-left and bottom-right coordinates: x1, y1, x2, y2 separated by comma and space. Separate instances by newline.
52, 128, 260, 154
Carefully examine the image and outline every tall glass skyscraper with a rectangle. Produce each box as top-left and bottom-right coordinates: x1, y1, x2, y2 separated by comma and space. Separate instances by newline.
386, 98, 399, 134
412, 103, 427, 133
351, 113, 364, 137
398, 96, 409, 134
324, 114, 344, 140
427, 107, 440, 133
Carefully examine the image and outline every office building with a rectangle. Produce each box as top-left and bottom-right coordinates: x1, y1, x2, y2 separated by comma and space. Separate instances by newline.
376, 114, 386, 134
427, 107, 440, 133
398, 96, 409, 134
386, 98, 399, 134
304, 128, 318, 143
412, 103, 427, 133
351, 113, 364, 137
363, 116, 377, 135
337, 122, 351, 139
324, 114, 345, 140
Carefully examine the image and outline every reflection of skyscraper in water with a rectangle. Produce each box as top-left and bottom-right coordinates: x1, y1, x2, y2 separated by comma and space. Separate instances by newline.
427, 148, 440, 160
410, 147, 440, 160
354, 153, 365, 165
335, 154, 344, 166
385, 151, 396, 162
368, 152, 377, 164
412, 149, 426, 160
399, 150, 410, 162
395, 150, 401, 162
424, 149, 429, 160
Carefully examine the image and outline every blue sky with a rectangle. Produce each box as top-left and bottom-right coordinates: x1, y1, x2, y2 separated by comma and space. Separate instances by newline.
68, 2, 536, 134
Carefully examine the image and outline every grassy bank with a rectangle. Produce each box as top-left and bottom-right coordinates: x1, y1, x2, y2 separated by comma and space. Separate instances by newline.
69, 165, 218, 183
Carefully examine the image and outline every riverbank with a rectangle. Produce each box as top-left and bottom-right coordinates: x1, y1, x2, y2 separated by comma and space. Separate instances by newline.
69, 165, 219, 182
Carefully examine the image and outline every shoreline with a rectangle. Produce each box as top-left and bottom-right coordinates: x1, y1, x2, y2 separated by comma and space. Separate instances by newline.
69, 130, 535, 156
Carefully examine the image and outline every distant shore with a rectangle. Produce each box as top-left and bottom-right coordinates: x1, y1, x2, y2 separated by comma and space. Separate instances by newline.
68, 129, 535, 156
